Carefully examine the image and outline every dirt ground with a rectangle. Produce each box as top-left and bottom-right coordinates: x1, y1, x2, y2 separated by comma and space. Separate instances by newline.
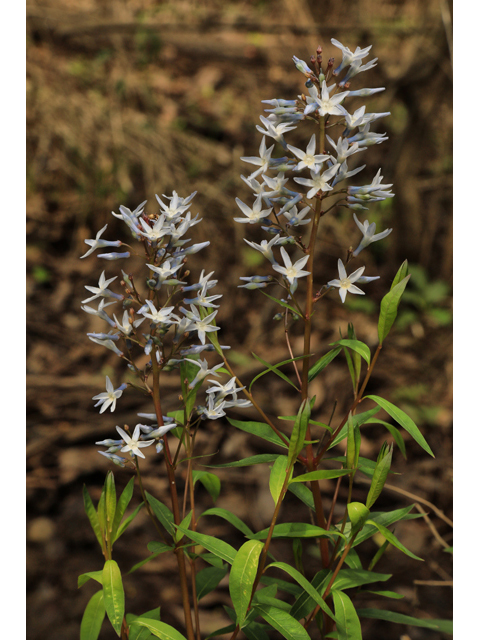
26, 1, 453, 639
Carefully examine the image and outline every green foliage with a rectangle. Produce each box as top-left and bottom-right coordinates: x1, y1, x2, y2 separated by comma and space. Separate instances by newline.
102, 560, 125, 636
230, 540, 264, 626
80, 590, 105, 640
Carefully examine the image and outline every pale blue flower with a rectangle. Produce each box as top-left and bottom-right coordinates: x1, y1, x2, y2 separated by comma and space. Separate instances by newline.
82, 271, 123, 304
287, 134, 330, 172
234, 194, 273, 224
328, 259, 366, 303
116, 425, 154, 459
352, 213, 392, 256
80, 224, 122, 259
92, 376, 127, 413
330, 39, 373, 76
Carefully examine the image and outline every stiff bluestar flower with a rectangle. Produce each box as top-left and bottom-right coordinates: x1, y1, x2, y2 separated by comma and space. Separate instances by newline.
238, 277, 270, 290
82, 271, 123, 304
352, 213, 392, 256
180, 344, 230, 356
80, 224, 122, 259
172, 241, 210, 258
184, 358, 224, 388
116, 425, 154, 458
331, 160, 366, 187
292, 55, 313, 75
140, 300, 178, 325
143, 423, 177, 439
234, 195, 273, 224
244, 234, 281, 264
183, 283, 223, 309
328, 259, 366, 303
282, 205, 312, 227
179, 305, 220, 345
287, 134, 331, 172
256, 115, 297, 146
326, 135, 365, 165
262, 99, 298, 108
293, 163, 340, 199
348, 169, 393, 198
112, 200, 147, 239
330, 38, 373, 76
92, 376, 127, 413
98, 451, 127, 467
344, 106, 390, 134
304, 81, 349, 117
199, 396, 227, 420
272, 247, 310, 293
97, 252, 131, 261
240, 136, 275, 178
223, 393, 253, 409
348, 123, 388, 147
147, 259, 183, 284
346, 88, 385, 98
81, 298, 117, 327
182, 270, 218, 293
137, 213, 171, 243
156, 190, 197, 221
206, 376, 244, 401
338, 57, 378, 87
87, 333, 124, 357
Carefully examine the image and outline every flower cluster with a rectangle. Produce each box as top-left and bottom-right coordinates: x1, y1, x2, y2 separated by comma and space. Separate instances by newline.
81, 191, 249, 467
237, 38, 394, 303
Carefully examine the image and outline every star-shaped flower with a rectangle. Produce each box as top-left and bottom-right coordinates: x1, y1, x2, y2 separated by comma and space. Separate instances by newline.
304, 81, 349, 117
352, 214, 392, 256
272, 247, 310, 292
92, 376, 127, 413
287, 134, 331, 172
234, 195, 273, 224
330, 38, 373, 75
80, 224, 122, 259
82, 271, 123, 304
116, 425, 154, 458
328, 259, 366, 303
293, 163, 340, 199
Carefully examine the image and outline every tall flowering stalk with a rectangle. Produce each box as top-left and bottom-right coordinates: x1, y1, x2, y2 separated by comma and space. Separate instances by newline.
78, 38, 448, 640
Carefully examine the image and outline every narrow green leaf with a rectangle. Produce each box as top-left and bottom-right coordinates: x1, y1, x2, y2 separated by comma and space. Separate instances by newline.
200, 507, 255, 538
269, 456, 290, 505
105, 471, 117, 540
290, 469, 353, 483
97, 489, 106, 538
357, 609, 452, 634
250, 352, 305, 392
176, 527, 237, 564
131, 619, 188, 640
366, 444, 393, 509
196, 565, 228, 601
267, 562, 336, 621
332, 339, 371, 366
328, 407, 381, 450
259, 575, 303, 597
364, 418, 406, 459
287, 482, 315, 510
192, 471, 221, 502
227, 418, 289, 449
83, 485, 103, 548
112, 477, 135, 542
332, 590, 362, 640
365, 590, 404, 599
80, 590, 105, 640
78, 570, 103, 588
343, 549, 363, 570
256, 604, 311, 640
378, 274, 411, 345
252, 523, 342, 540
127, 544, 173, 575
365, 520, 423, 561
205, 454, 281, 468
308, 347, 342, 382
230, 540, 264, 626
332, 569, 391, 591
175, 511, 193, 543
290, 570, 329, 621
350, 505, 418, 548
102, 560, 125, 636
145, 492, 175, 536
287, 399, 310, 467
365, 395, 434, 457
114, 502, 144, 542
240, 620, 270, 640
390, 260, 409, 290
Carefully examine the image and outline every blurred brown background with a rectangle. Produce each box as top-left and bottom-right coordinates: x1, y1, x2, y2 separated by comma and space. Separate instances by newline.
26, 1, 453, 639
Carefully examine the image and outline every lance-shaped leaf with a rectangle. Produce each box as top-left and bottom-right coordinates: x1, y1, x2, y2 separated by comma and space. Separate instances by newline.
80, 590, 105, 640
365, 521, 423, 561
114, 502, 144, 542
252, 522, 343, 540
290, 469, 353, 483
102, 560, 125, 636
83, 485, 103, 548
200, 507, 255, 538
308, 346, 342, 382
331, 339, 371, 367
250, 352, 307, 392
378, 273, 411, 345
332, 590, 362, 640
366, 443, 393, 509
111, 477, 135, 542
328, 406, 380, 450
357, 608, 452, 634
192, 471, 221, 502
365, 395, 434, 457
176, 527, 237, 564
131, 619, 189, 640
287, 399, 310, 467
256, 604, 311, 640
205, 453, 281, 468
290, 570, 329, 620
196, 565, 228, 601
227, 418, 289, 449
266, 562, 337, 621
229, 539, 264, 626
145, 492, 175, 537
175, 511, 193, 543
105, 471, 117, 542
346, 413, 360, 472
390, 260, 409, 289
269, 456, 291, 505
332, 568, 391, 591
78, 570, 103, 588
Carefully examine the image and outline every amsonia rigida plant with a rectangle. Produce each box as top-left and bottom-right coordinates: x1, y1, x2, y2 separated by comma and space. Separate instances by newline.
78, 38, 451, 640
